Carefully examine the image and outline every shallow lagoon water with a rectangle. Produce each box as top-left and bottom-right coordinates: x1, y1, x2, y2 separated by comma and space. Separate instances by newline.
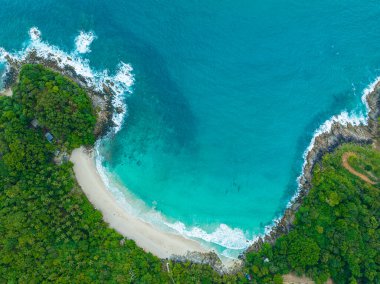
1, 0, 380, 256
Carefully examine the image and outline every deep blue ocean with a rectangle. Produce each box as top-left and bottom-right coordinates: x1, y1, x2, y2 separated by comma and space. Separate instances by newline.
1, 0, 380, 257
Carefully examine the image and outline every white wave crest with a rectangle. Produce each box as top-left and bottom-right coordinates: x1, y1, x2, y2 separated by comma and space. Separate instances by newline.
261, 84, 377, 251
94, 139, 254, 253
294, 111, 366, 201
29, 27, 41, 41
104, 62, 134, 133
164, 222, 252, 250
361, 76, 380, 113
1, 27, 134, 133
303, 110, 366, 161
75, 31, 97, 54
292, 77, 380, 206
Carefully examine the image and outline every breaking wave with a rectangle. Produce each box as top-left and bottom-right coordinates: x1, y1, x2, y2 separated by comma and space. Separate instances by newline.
94, 142, 256, 253
292, 77, 379, 205
164, 222, 253, 250
259, 77, 379, 250
74, 31, 97, 54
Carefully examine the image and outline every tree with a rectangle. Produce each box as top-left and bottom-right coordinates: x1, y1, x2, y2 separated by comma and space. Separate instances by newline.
286, 232, 320, 270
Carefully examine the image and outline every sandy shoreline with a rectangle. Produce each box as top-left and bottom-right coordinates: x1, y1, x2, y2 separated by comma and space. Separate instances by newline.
0, 87, 12, 97
70, 147, 209, 259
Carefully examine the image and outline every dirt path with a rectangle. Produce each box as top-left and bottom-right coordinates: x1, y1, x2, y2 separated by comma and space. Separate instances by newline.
283, 274, 333, 284
342, 152, 376, 185
283, 274, 315, 284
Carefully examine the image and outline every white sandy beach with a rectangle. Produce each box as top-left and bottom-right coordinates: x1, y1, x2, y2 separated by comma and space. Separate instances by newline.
0, 87, 12, 97
70, 147, 209, 259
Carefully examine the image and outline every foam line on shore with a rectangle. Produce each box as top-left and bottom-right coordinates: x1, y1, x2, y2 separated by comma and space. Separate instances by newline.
254, 76, 380, 245
94, 140, 255, 252
71, 147, 209, 260
292, 76, 380, 205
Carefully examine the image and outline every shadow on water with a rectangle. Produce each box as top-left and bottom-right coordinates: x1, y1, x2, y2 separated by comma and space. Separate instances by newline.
85, 3, 198, 165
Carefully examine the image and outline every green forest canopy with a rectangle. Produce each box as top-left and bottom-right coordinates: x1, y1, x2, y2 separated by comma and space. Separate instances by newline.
0, 64, 378, 283
13, 64, 96, 149
245, 145, 379, 284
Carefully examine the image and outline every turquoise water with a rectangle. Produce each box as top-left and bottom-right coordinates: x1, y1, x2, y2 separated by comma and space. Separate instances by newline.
1, 1, 380, 256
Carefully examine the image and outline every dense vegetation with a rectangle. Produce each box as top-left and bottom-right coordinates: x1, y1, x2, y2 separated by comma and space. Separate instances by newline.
0, 67, 164, 282
244, 145, 380, 284
0, 64, 378, 283
0, 65, 241, 283
13, 64, 96, 149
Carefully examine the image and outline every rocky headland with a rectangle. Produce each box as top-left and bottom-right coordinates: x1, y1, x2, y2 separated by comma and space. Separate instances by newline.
1, 50, 114, 138
246, 80, 380, 254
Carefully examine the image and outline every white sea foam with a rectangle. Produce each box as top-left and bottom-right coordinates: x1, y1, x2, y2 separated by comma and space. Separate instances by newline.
1, 27, 134, 133
302, 110, 366, 163
253, 77, 380, 251
164, 222, 252, 250
257, 76, 380, 245
361, 76, 380, 113
108, 62, 134, 133
74, 31, 97, 54
29, 27, 41, 41
292, 76, 380, 206
0, 47, 8, 63
94, 140, 255, 252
